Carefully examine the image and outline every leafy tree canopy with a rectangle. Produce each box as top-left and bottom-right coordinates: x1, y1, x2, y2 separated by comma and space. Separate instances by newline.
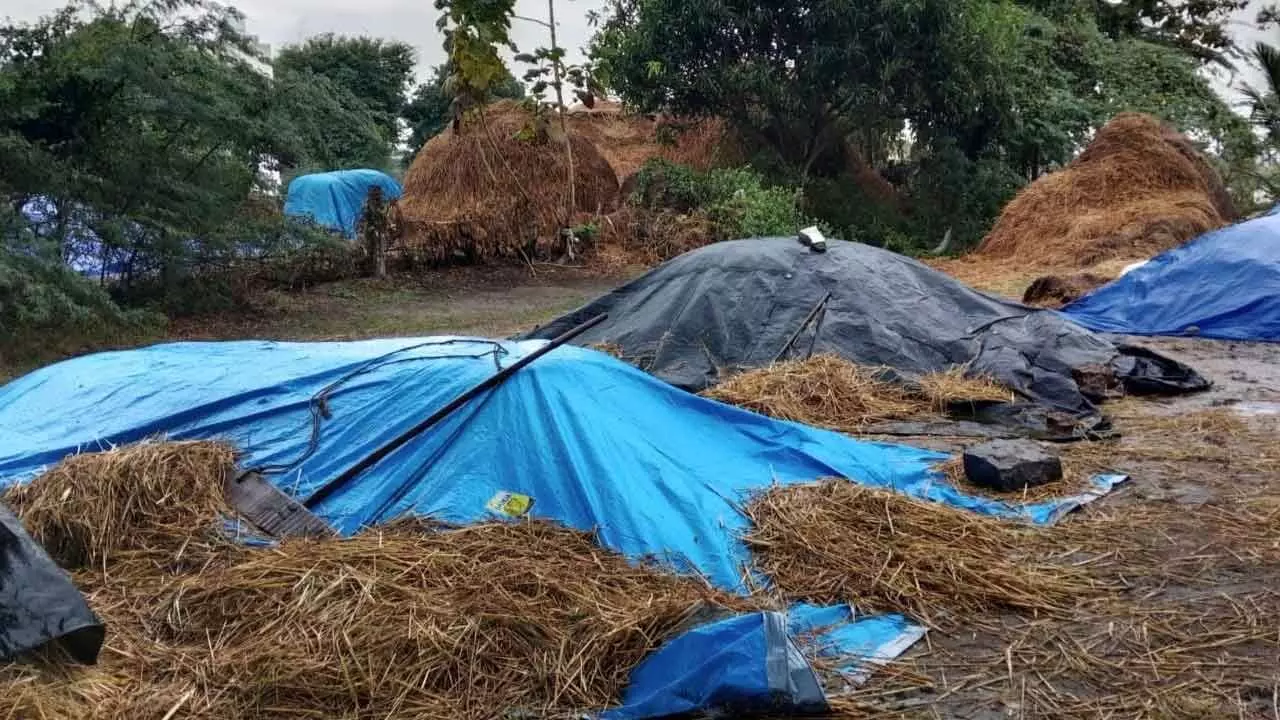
274, 34, 417, 143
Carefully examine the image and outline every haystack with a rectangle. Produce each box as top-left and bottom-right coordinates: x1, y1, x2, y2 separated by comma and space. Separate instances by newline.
0, 442, 743, 719
567, 102, 732, 180
1022, 272, 1113, 308
399, 100, 620, 263
978, 113, 1235, 269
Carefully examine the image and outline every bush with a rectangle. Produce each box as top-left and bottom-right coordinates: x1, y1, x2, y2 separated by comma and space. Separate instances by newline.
630, 160, 810, 240
113, 213, 363, 317
0, 240, 161, 372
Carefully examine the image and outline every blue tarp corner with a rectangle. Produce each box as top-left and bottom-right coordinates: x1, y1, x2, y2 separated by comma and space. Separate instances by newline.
283, 169, 402, 238
1064, 213, 1280, 341
603, 603, 925, 719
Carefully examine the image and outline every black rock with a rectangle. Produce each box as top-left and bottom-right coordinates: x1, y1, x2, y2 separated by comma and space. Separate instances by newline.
962, 440, 1063, 493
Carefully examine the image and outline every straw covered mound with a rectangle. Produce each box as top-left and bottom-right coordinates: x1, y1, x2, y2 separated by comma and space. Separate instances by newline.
702, 356, 1014, 433
399, 100, 621, 263
978, 113, 1235, 269
0, 441, 741, 719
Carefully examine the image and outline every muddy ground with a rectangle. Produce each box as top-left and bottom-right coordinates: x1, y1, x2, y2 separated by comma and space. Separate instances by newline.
839, 335, 1280, 719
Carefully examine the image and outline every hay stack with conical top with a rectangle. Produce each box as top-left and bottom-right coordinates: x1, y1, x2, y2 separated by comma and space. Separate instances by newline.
399, 100, 620, 263
978, 113, 1236, 269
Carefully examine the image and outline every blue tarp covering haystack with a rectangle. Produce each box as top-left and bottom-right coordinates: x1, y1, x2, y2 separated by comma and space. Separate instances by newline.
1064, 213, 1280, 341
283, 169, 402, 238
0, 339, 1116, 716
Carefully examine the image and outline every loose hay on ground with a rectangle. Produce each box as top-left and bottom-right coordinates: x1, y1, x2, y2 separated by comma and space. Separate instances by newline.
702, 356, 1015, 433
3, 440, 236, 569
0, 442, 746, 720
745, 481, 1111, 627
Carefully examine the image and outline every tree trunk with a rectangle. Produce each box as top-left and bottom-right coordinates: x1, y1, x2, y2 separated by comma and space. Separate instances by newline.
547, 0, 577, 257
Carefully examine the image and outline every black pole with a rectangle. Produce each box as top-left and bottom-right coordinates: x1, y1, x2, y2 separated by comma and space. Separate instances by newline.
773, 293, 832, 363
304, 313, 608, 508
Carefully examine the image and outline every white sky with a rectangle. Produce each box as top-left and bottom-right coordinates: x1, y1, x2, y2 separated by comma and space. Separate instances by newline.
3, 0, 607, 79
2, 0, 1275, 95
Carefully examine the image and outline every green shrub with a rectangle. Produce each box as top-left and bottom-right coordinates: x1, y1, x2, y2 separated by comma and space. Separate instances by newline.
631, 159, 811, 240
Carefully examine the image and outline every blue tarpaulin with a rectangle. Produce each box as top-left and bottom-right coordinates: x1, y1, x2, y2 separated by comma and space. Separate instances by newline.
0, 339, 1116, 716
283, 170, 402, 238
1064, 213, 1280, 341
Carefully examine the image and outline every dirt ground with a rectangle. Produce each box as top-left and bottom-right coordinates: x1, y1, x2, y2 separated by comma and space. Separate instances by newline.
168, 265, 633, 342
836, 335, 1280, 719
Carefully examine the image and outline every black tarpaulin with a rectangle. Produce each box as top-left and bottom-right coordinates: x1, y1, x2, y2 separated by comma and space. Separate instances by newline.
0, 502, 104, 664
525, 238, 1208, 437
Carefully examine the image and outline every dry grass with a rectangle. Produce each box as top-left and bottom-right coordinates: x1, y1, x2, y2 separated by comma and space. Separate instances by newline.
702, 356, 1014, 433
398, 100, 620, 264
832, 408, 1280, 718
595, 204, 718, 265
0, 442, 745, 719
567, 103, 732, 179
915, 365, 1015, 410
3, 441, 237, 569
977, 113, 1234, 271
745, 481, 1112, 627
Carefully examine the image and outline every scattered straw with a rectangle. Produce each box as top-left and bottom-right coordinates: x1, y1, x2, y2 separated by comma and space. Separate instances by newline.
914, 365, 1015, 410
0, 442, 745, 719
745, 481, 1111, 627
3, 441, 236, 569
703, 356, 1016, 433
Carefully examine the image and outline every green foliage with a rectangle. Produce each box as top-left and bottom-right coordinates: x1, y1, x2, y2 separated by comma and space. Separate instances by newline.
274, 34, 416, 143
0, 209, 159, 367
402, 61, 524, 162
434, 0, 519, 121
1243, 42, 1280, 148
632, 159, 809, 240
269, 68, 391, 172
0, 0, 373, 340
592, 0, 1262, 251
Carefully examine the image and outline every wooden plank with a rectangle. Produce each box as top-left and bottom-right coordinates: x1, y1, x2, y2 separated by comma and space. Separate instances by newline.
224, 472, 335, 539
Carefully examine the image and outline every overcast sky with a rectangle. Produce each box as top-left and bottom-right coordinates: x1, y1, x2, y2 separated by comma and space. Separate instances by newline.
2, 0, 1274, 96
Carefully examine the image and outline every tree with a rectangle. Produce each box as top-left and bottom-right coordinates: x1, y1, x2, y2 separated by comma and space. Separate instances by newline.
269, 68, 391, 172
0, 0, 352, 312
1243, 42, 1280, 147
0, 0, 271, 261
589, 0, 1256, 249
1088, 0, 1249, 65
402, 61, 524, 162
274, 34, 416, 142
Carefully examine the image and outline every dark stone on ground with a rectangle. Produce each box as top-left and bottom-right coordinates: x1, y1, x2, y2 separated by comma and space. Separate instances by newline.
962, 439, 1064, 492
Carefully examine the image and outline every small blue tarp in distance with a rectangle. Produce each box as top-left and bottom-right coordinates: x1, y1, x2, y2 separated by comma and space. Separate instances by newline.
1064, 213, 1280, 341
0, 339, 1117, 717
283, 169, 402, 238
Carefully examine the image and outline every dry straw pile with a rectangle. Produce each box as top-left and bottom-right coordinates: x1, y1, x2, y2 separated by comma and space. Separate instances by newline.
399, 100, 620, 264
978, 113, 1236, 270
566, 101, 730, 181
702, 355, 1013, 433
0, 441, 740, 719
746, 481, 1110, 626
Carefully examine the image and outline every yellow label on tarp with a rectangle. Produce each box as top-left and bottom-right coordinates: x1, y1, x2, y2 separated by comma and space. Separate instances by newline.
486, 491, 533, 518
